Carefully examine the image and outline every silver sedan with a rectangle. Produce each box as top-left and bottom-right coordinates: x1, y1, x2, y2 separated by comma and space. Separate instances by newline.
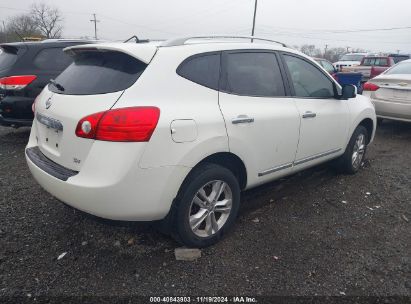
363, 59, 411, 122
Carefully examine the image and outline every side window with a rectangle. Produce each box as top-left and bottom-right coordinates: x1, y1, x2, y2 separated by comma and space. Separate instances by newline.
33, 48, 73, 71
224, 52, 285, 97
322, 61, 336, 74
283, 54, 334, 98
376, 58, 388, 66
177, 53, 220, 90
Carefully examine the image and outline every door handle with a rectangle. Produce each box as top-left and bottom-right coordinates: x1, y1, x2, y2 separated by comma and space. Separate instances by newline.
302, 111, 317, 119
232, 115, 255, 125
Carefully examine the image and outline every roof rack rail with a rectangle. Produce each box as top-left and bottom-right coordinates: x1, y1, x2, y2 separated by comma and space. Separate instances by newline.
160, 36, 288, 48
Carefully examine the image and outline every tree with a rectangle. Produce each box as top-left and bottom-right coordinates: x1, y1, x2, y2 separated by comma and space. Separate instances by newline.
300, 44, 322, 57
30, 2, 63, 39
6, 14, 41, 41
324, 47, 347, 63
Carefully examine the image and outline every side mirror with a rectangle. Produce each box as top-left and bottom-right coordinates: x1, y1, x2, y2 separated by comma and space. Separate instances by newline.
341, 84, 357, 99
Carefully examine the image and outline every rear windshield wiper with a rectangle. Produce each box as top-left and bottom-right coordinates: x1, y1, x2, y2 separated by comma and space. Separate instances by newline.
50, 79, 65, 92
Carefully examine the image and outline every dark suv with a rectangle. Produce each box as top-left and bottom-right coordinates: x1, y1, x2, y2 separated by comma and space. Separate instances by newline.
0, 39, 95, 128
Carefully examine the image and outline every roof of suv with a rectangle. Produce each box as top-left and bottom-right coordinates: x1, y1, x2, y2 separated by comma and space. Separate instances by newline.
65, 36, 298, 64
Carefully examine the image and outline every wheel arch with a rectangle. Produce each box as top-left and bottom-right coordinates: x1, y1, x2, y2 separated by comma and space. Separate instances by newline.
186, 152, 248, 190
357, 118, 374, 144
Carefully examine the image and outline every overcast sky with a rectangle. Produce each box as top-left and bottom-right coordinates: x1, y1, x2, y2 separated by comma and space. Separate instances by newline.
1, 0, 410, 53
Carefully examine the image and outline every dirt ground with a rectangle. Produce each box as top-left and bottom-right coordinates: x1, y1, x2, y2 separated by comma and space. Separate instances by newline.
0, 120, 410, 301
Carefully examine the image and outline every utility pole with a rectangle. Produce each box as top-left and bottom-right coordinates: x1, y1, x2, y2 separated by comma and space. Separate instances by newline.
251, 0, 258, 42
324, 44, 328, 58
1, 20, 6, 43
90, 14, 100, 40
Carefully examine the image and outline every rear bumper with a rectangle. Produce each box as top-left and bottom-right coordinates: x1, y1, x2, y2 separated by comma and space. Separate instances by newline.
26, 146, 191, 221
372, 98, 411, 122
0, 114, 33, 127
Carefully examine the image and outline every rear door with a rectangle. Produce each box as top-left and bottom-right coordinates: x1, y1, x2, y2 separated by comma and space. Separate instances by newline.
218, 50, 300, 186
34, 48, 152, 171
280, 53, 350, 168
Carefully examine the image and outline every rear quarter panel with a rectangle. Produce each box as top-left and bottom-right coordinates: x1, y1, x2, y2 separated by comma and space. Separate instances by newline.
113, 47, 229, 169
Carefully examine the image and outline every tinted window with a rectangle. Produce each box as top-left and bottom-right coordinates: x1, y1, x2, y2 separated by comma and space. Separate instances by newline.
34, 48, 73, 70
321, 60, 336, 74
391, 56, 409, 64
363, 58, 389, 67
178, 53, 220, 90
284, 55, 334, 98
224, 52, 285, 97
49, 50, 147, 95
0, 48, 18, 71
340, 54, 365, 62
385, 62, 411, 75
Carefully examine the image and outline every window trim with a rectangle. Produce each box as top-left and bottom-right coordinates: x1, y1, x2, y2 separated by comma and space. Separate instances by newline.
176, 51, 222, 91
279, 52, 340, 100
220, 49, 290, 98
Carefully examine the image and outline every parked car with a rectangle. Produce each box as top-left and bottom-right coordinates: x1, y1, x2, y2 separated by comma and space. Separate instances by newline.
314, 57, 338, 78
363, 59, 411, 122
26, 36, 376, 247
0, 39, 96, 128
345, 56, 396, 82
334, 53, 368, 70
388, 54, 410, 64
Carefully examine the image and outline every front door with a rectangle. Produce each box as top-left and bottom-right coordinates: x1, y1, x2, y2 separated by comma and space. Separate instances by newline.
281, 53, 350, 168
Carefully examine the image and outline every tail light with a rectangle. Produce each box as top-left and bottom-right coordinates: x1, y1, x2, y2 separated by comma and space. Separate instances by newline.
363, 82, 380, 92
75, 107, 160, 142
0, 75, 37, 90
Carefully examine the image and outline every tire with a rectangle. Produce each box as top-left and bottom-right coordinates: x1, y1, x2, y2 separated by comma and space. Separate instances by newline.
167, 163, 241, 248
336, 125, 369, 174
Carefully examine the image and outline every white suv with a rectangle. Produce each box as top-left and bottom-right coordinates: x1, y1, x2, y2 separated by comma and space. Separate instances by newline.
26, 36, 376, 247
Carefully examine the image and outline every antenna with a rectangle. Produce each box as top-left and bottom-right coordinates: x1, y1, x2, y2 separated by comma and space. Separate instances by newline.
251, 0, 258, 42
90, 14, 100, 40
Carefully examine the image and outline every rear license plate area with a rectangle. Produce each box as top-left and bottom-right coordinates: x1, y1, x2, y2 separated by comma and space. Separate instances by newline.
36, 113, 63, 151
394, 90, 408, 99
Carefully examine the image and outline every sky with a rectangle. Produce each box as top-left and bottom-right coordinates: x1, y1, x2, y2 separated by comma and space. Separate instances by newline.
0, 0, 410, 53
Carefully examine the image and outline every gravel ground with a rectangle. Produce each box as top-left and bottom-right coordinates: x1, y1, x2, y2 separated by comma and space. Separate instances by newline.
0, 121, 410, 300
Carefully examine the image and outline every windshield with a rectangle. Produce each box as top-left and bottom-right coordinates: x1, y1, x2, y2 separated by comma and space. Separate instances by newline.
385, 62, 411, 75
0, 47, 18, 71
340, 54, 365, 62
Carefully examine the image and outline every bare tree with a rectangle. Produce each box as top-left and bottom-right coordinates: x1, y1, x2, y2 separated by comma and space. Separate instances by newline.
324, 47, 347, 63
300, 44, 322, 57
6, 14, 41, 40
30, 2, 63, 39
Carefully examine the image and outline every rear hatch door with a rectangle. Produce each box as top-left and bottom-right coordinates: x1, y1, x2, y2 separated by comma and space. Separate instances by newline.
34, 43, 157, 171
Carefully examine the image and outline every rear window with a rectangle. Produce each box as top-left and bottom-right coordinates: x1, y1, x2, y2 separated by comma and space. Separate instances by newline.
0, 47, 18, 71
49, 50, 147, 95
385, 62, 411, 75
177, 53, 220, 90
34, 48, 73, 71
391, 56, 410, 64
363, 58, 389, 67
